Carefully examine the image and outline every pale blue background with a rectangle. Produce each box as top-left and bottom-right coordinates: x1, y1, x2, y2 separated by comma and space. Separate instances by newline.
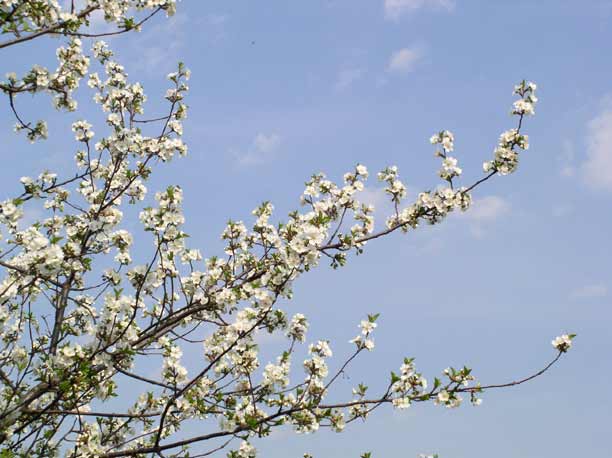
1, 1, 611, 457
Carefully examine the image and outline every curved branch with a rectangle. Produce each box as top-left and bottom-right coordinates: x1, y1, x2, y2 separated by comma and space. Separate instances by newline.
0, 6, 97, 50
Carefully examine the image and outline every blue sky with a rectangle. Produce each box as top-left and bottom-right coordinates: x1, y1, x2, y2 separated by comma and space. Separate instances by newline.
2, 0, 612, 457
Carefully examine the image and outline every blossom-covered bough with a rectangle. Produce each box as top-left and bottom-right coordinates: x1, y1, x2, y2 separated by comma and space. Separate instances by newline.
0, 2, 574, 457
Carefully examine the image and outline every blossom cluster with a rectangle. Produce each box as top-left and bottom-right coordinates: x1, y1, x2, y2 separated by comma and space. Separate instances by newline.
1, 0, 177, 141
390, 358, 428, 409
552, 334, 575, 353
349, 314, 378, 351
483, 80, 536, 175
4, 38, 90, 141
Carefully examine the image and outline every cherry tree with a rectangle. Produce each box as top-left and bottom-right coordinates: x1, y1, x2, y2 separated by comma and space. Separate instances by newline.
0, 2, 574, 457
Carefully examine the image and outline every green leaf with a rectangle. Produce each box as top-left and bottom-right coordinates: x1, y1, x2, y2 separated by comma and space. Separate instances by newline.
245, 415, 259, 429
59, 380, 71, 393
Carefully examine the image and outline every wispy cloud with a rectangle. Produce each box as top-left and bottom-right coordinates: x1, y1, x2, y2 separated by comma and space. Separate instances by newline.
465, 196, 510, 222
130, 13, 187, 73
356, 186, 394, 221
387, 47, 422, 74
384, 0, 455, 21
334, 68, 364, 91
571, 284, 608, 299
458, 195, 510, 237
552, 204, 573, 218
581, 101, 612, 191
203, 13, 229, 43
127, 12, 227, 74
234, 133, 282, 165
207, 13, 228, 27
558, 139, 576, 178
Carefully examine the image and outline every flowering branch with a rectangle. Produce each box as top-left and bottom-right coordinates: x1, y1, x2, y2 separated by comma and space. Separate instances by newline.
0, 4, 573, 457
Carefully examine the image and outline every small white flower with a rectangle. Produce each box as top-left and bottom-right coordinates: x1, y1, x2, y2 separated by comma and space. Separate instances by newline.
552, 334, 574, 352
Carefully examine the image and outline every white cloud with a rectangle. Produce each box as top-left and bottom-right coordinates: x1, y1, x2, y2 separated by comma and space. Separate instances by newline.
334, 68, 364, 91
387, 47, 422, 74
384, 0, 455, 20
253, 133, 281, 154
357, 187, 387, 208
234, 133, 282, 165
582, 104, 612, 191
463, 196, 509, 222
356, 186, 393, 219
571, 284, 608, 299
458, 195, 510, 238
